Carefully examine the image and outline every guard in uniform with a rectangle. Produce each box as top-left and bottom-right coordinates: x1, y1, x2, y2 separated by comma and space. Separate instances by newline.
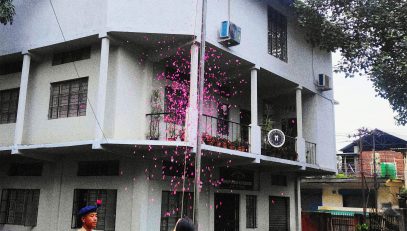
77, 200, 101, 231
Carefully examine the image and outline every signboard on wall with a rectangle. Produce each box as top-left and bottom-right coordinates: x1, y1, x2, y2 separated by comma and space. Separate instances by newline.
219, 167, 254, 190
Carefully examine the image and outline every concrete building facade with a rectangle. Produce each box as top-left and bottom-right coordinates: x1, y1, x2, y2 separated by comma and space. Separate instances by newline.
0, 0, 336, 230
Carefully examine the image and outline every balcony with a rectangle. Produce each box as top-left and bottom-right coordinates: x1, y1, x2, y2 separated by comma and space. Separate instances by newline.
261, 129, 297, 161
201, 115, 250, 152
146, 112, 185, 141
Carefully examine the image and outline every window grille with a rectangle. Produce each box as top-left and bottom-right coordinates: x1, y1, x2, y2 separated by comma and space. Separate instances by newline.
77, 161, 119, 176
52, 47, 91, 65
0, 88, 19, 124
0, 61, 23, 75
49, 77, 88, 119
8, 163, 43, 176
160, 191, 194, 231
268, 7, 288, 62
71, 189, 117, 231
271, 174, 287, 186
246, 195, 257, 228
0, 189, 40, 226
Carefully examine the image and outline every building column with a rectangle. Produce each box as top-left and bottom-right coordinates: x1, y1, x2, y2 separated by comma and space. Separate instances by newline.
295, 176, 302, 231
250, 66, 261, 156
186, 42, 199, 150
296, 86, 306, 162
12, 52, 31, 154
93, 34, 110, 149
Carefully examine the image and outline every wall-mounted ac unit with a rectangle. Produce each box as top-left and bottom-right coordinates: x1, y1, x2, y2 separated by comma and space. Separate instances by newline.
316, 74, 332, 91
219, 21, 241, 47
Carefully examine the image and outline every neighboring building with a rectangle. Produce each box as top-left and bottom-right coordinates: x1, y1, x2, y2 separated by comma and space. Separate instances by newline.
0, 1, 336, 230
302, 129, 407, 213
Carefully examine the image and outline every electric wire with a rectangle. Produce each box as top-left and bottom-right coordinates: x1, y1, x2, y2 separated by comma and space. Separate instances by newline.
49, 0, 108, 143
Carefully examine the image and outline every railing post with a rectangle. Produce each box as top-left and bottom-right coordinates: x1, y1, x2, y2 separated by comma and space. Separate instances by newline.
250, 66, 261, 156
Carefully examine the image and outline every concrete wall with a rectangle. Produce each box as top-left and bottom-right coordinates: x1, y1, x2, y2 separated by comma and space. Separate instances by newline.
22, 44, 100, 144
0, 156, 299, 231
0, 72, 20, 146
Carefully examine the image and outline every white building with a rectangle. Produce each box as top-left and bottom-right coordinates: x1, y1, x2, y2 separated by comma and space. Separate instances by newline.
0, 0, 336, 230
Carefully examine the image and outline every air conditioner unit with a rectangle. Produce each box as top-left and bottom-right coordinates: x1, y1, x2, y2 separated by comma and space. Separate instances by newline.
316, 74, 332, 91
219, 21, 241, 47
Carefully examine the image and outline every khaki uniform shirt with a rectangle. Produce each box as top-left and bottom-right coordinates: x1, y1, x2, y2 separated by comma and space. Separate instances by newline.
77, 228, 93, 231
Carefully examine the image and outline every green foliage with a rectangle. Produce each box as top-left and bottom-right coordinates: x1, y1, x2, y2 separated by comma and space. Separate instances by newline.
335, 173, 348, 179
292, 0, 407, 125
400, 187, 407, 197
0, 0, 15, 25
356, 223, 368, 231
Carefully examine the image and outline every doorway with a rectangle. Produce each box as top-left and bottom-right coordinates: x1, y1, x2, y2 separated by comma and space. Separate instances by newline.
214, 193, 240, 231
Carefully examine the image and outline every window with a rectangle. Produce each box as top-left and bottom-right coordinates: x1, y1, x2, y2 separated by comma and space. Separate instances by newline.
52, 47, 91, 65
0, 61, 23, 75
246, 195, 257, 228
268, 7, 287, 62
160, 191, 194, 231
77, 161, 119, 176
271, 174, 287, 186
0, 189, 40, 226
72, 189, 117, 231
162, 160, 194, 178
0, 88, 19, 124
49, 77, 88, 119
8, 163, 43, 176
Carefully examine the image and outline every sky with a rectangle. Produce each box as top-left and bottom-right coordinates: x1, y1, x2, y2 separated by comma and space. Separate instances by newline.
333, 53, 407, 152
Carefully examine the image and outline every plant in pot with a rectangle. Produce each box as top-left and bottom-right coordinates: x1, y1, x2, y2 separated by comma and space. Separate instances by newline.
167, 123, 177, 141
148, 89, 162, 140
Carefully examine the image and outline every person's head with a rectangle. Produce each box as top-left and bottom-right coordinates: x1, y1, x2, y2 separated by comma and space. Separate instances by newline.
78, 205, 98, 229
174, 217, 195, 231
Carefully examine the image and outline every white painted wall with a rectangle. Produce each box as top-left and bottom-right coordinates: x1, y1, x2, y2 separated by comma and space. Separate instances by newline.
0, 156, 299, 231
22, 44, 100, 144
0, 73, 20, 146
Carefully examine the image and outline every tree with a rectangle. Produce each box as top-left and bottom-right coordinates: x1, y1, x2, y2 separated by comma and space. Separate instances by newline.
0, 0, 15, 25
292, 0, 407, 125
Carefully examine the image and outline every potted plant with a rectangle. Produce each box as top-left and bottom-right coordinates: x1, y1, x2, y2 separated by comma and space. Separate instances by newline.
148, 89, 162, 140
167, 123, 177, 141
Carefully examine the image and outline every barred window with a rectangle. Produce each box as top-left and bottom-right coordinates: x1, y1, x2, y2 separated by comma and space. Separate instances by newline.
160, 191, 194, 231
0, 61, 22, 75
52, 47, 91, 66
0, 189, 40, 226
77, 161, 119, 176
49, 77, 88, 119
0, 88, 19, 124
246, 195, 257, 228
72, 189, 117, 231
268, 7, 287, 62
8, 163, 43, 176
271, 174, 287, 186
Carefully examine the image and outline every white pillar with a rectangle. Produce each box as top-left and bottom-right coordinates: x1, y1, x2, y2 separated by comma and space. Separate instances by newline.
93, 34, 110, 149
250, 66, 261, 156
296, 86, 306, 162
186, 42, 200, 150
12, 52, 31, 154
295, 176, 302, 231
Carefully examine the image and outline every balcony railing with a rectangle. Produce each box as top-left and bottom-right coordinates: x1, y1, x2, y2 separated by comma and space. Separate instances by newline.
261, 129, 297, 161
201, 115, 250, 152
338, 162, 357, 176
146, 112, 185, 141
305, 141, 317, 164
